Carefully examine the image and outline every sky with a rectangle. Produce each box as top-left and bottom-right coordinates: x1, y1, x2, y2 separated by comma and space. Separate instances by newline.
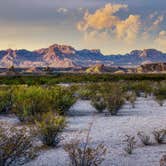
0, 0, 166, 54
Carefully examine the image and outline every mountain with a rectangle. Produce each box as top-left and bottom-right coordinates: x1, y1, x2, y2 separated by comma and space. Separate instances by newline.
136, 62, 166, 73
86, 64, 109, 73
85, 64, 127, 73
0, 44, 166, 68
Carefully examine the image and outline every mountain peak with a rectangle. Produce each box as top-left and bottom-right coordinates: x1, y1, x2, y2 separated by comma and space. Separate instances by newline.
141, 49, 162, 57
48, 44, 76, 54
130, 49, 163, 57
90, 49, 101, 54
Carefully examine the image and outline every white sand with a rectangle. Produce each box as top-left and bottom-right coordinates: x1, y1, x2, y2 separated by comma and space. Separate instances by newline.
2, 96, 166, 166
0, 114, 20, 125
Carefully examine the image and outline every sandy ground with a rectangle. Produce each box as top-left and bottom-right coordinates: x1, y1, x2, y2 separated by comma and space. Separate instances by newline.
1, 96, 166, 166
0, 114, 20, 125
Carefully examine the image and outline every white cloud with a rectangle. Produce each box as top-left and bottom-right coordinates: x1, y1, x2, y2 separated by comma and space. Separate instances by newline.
77, 3, 128, 31
77, 3, 141, 42
149, 11, 158, 19
153, 15, 164, 26
77, 3, 166, 54
116, 15, 141, 42
155, 30, 166, 50
57, 8, 68, 13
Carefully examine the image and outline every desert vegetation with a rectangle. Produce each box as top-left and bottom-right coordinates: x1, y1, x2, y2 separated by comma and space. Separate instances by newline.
0, 76, 166, 165
123, 135, 136, 154
0, 123, 35, 166
0, 87, 13, 113
64, 121, 107, 166
1, 73, 166, 85
36, 111, 66, 147
137, 131, 152, 146
153, 129, 166, 144
0, 85, 76, 122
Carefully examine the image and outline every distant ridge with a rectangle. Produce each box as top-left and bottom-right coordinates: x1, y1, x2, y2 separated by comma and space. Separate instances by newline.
0, 44, 166, 68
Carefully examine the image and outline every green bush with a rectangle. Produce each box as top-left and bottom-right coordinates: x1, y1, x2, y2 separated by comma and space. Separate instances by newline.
12, 86, 52, 122
36, 112, 66, 147
0, 88, 12, 113
106, 95, 124, 115
49, 86, 76, 115
12, 86, 76, 122
125, 91, 137, 108
154, 82, 166, 106
105, 87, 125, 115
83, 83, 125, 115
128, 81, 154, 97
91, 93, 106, 113
76, 86, 93, 100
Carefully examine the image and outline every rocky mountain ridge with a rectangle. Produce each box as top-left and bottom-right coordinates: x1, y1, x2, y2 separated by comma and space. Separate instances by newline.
0, 44, 166, 68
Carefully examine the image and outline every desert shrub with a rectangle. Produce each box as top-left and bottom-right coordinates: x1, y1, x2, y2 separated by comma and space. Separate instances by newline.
105, 87, 125, 115
91, 93, 106, 113
76, 86, 93, 100
12, 85, 76, 122
154, 83, 166, 106
137, 131, 152, 145
49, 86, 76, 115
0, 123, 35, 166
125, 91, 137, 108
64, 140, 107, 166
153, 129, 166, 144
155, 97, 165, 106
12, 86, 52, 122
123, 135, 136, 154
0, 87, 13, 114
35, 112, 66, 147
160, 155, 166, 166
129, 81, 153, 97
64, 120, 107, 166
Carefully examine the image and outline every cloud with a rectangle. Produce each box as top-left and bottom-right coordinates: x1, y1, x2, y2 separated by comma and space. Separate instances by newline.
149, 11, 158, 19
77, 3, 141, 42
77, 3, 128, 31
155, 30, 166, 49
153, 15, 164, 26
116, 15, 141, 42
57, 8, 68, 13
77, 3, 166, 54
144, 14, 164, 34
